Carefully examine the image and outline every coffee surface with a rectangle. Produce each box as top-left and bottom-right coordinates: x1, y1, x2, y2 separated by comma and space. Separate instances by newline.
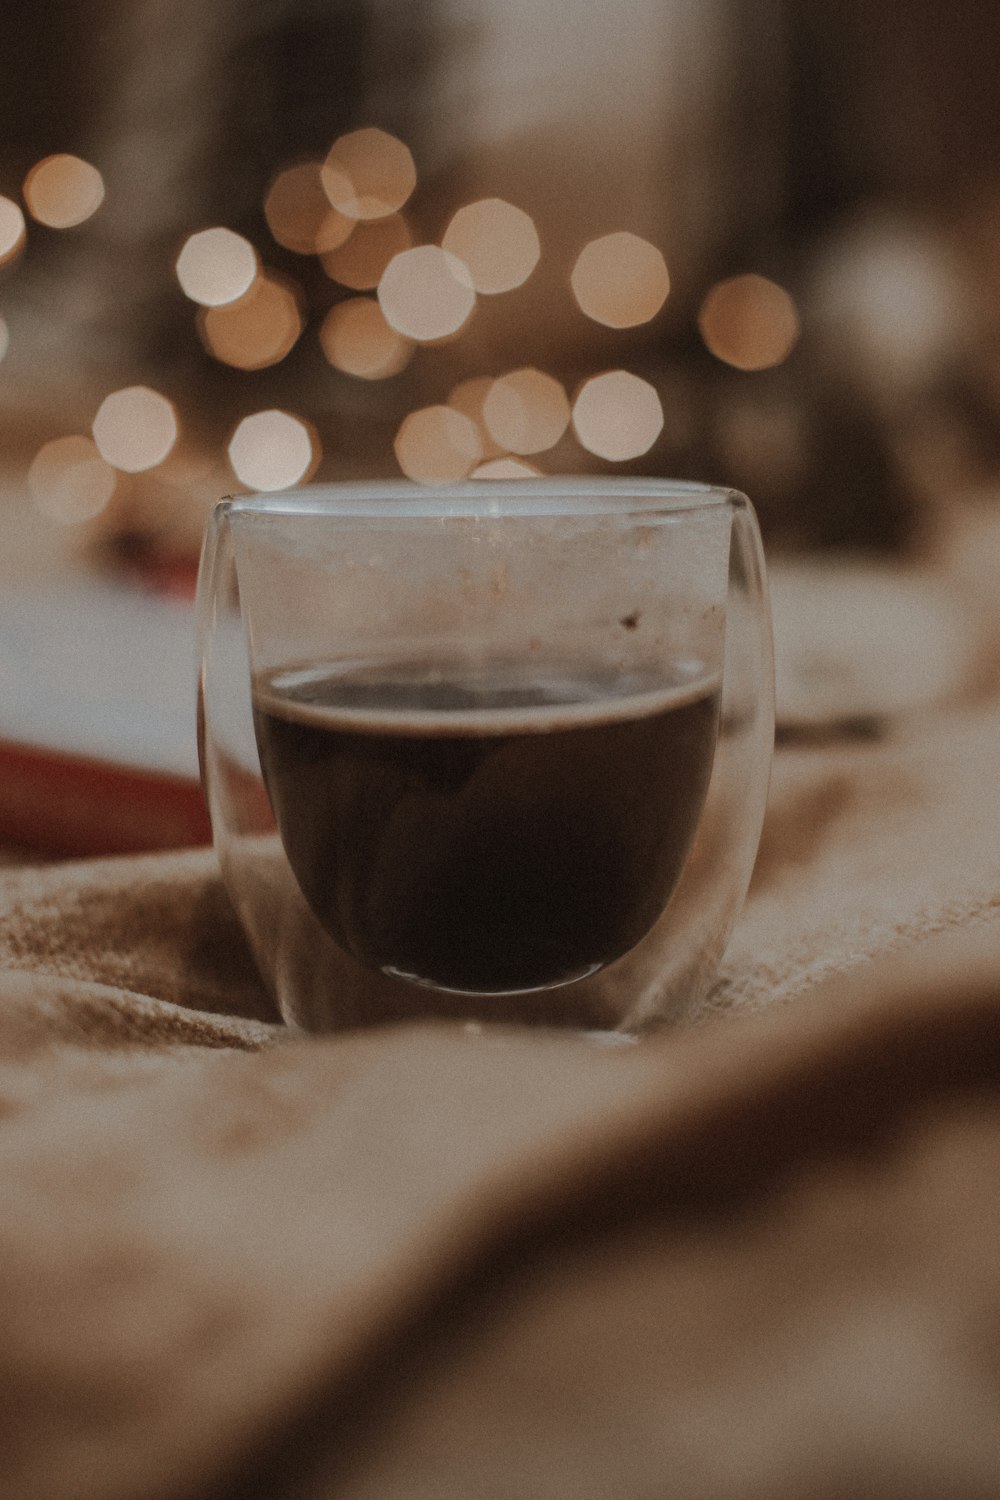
252, 659, 720, 994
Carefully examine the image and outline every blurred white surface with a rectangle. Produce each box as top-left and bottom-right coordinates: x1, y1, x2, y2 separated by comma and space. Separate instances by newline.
0, 570, 198, 775
769, 557, 975, 733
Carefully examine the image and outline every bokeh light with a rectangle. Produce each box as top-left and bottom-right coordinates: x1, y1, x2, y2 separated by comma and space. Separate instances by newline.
571, 232, 670, 328
319, 296, 413, 379
572, 371, 664, 460
23, 154, 105, 229
264, 163, 354, 255
811, 220, 957, 388
228, 410, 318, 491
378, 246, 475, 341
447, 376, 504, 459
322, 128, 416, 221
92, 386, 178, 473
27, 435, 117, 523
175, 227, 258, 306
471, 457, 542, 479
0, 197, 26, 265
321, 213, 412, 290
698, 274, 800, 371
483, 368, 570, 454
198, 273, 303, 369
394, 406, 481, 483
441, 199, 540, 294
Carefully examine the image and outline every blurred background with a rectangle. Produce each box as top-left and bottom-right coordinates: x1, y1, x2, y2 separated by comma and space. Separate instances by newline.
1, 0, 999, 852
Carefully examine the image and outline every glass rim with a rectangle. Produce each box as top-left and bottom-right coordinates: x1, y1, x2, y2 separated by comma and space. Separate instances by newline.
217, 477, 748, 522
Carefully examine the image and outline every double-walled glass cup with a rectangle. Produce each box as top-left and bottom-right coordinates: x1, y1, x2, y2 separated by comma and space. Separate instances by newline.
197, 480, 773, 1033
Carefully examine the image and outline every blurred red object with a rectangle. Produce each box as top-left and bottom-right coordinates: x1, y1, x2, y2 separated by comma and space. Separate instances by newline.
0, 739, 210, 857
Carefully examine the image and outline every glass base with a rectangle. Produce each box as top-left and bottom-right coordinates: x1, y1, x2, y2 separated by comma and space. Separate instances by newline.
382, 958, 605, 998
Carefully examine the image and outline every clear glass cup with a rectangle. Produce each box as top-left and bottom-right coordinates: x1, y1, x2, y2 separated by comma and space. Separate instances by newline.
196, 479, 773, 1034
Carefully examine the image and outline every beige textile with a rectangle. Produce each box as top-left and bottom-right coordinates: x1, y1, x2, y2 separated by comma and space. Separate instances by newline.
2, 694, 1000, 1497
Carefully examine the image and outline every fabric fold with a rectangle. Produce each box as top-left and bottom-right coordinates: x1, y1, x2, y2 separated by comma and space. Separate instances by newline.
2, 922, 1000, 1499
2, 695, 1000, 1497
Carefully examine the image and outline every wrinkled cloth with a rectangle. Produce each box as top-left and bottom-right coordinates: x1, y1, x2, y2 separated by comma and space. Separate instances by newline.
2, 696, 1000, 1499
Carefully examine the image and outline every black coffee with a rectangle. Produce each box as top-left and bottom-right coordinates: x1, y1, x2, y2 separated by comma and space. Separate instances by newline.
252, 659, 720, 994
